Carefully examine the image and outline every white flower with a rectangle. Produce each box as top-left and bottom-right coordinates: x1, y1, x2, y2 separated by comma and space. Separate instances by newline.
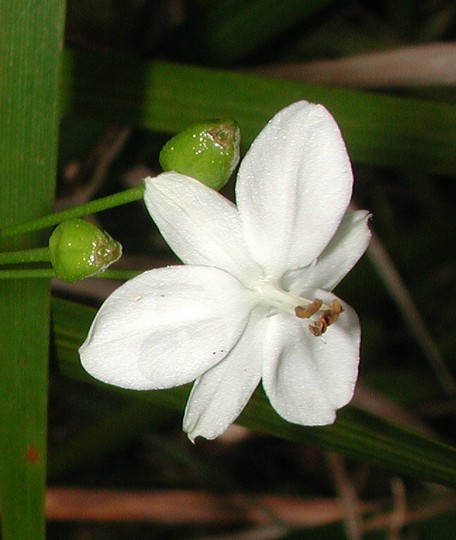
79, 101, 371, 441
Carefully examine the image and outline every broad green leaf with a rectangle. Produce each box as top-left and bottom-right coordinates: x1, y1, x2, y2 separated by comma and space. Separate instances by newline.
61, 49, 456, 176
52, 297, 456, 489
0, 1, 65, 538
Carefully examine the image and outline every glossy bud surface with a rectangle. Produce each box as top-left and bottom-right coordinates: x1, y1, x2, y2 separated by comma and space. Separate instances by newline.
159, 119, 240, 190
49, 219, 122, 282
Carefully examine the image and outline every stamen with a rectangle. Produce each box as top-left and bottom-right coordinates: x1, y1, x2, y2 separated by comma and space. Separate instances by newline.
308, 319, 327, 337
308, 299, 344, 337
294, 299, 323, 319
326, 299, 344, 325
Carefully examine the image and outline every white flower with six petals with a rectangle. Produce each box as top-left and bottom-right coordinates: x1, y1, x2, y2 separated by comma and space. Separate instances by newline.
79, 101, 371, 441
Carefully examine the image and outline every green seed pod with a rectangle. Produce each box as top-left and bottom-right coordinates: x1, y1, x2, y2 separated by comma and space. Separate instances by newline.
49, 219, 122, 282
159, 119, 240, 190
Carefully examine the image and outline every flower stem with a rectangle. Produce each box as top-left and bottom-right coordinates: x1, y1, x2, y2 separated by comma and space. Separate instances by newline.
96, 269, 141, 280
0, 268, 55, 279
0, 186, 145, 239
0, 247, 50, 265
0, 268, 140, 280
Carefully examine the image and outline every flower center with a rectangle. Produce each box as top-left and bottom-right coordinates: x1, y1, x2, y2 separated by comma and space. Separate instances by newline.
254, 281, 343, 336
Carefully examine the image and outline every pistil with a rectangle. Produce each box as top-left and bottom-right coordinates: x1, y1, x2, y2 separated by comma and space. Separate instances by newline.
255, 281, 343, 336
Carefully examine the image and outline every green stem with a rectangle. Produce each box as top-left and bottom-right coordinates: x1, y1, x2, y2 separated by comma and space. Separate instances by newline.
0, 247, 50, 265
96, 269, 141, 280
0, 268, 140, 280
0, 186, 145, 239
0, 268, 55, 279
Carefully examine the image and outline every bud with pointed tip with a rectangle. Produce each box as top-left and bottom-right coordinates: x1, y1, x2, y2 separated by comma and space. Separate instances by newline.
49, 219, 122, 282
159, 119, 240, 190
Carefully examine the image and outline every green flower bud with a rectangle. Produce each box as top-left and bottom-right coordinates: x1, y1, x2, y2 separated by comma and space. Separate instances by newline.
159, 119, 240, 190
49, 219, 122, 282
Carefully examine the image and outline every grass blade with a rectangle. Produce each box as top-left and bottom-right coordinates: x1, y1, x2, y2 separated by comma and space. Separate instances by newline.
0, 1, 65, 538
61, 49, 456, 176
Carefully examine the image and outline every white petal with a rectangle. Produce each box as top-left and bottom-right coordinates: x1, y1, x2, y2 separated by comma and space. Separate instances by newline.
183, 307, 267, 441
303, 290, 361, 409
284, 210, 371, 293
79, 266, 255, 390
144, 173, 262, 284
262, 293, 360, 425
262, 316, 336, 426
236, 101, 353, 279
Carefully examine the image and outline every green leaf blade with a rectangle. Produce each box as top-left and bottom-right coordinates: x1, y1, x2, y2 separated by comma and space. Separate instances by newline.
62, 50, 456, 176
0, 1, 65, 538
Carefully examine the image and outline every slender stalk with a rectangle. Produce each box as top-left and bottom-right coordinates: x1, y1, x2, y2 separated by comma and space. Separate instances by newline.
97, 269, 140, 280
0, 247, 50, 265
0, 268, 139, 281
0, 186, 145, 239
0, 269, 55, 279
